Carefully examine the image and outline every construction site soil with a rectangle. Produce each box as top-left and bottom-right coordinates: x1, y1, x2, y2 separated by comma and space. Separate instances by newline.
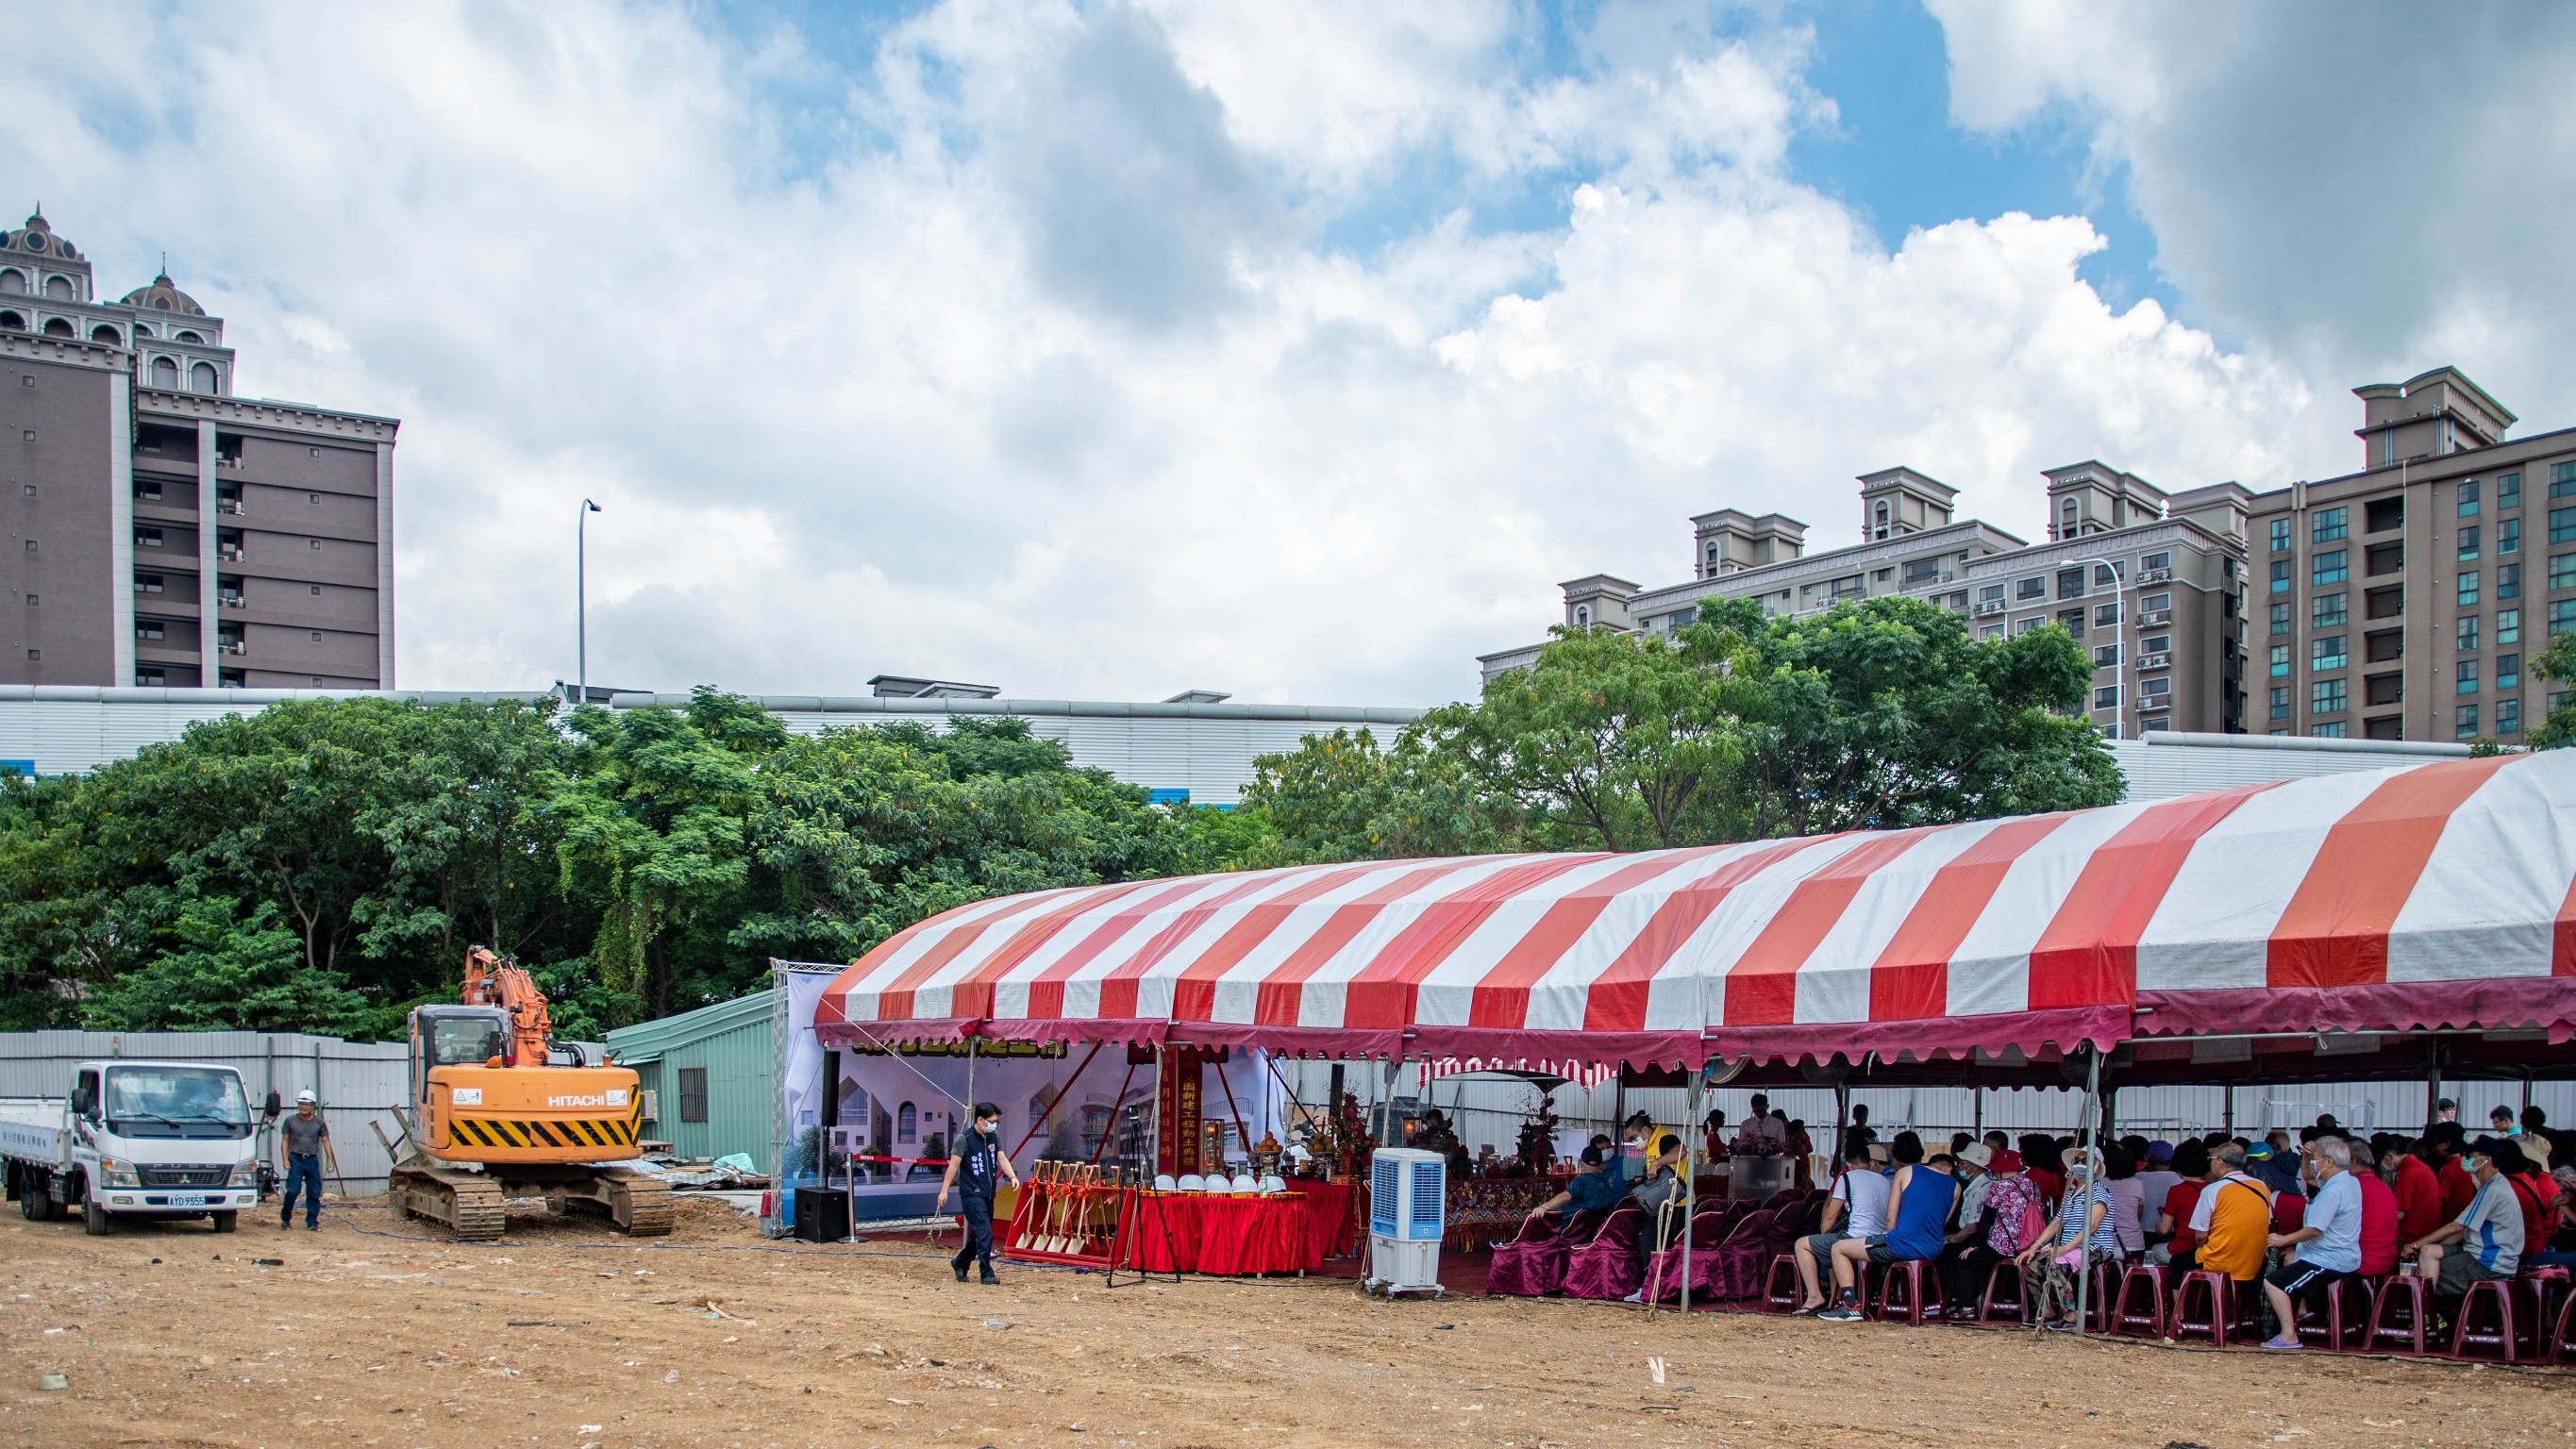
3, 1196, 2568, 1449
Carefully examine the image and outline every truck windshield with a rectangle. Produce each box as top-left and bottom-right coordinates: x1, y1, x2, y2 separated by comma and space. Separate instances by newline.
104, 1067, 252, 1140
431, 1015, 508, 1067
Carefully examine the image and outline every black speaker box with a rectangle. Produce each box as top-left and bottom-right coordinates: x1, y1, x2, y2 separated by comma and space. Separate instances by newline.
794, 1186, 850, 1243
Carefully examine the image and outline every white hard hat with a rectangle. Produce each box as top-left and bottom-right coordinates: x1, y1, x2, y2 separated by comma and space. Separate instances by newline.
294, 1089, 317, 1104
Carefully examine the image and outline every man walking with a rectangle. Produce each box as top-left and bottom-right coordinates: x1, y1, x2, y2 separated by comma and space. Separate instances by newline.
277, 1089, 333, 1231
936, 1101, 1020, 1285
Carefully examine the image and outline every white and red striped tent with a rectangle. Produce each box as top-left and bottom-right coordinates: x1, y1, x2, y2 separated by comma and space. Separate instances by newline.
804, 753, 2576, 1065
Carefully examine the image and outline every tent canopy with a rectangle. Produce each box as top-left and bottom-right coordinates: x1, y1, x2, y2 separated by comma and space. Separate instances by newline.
804, 753, 2576, 1066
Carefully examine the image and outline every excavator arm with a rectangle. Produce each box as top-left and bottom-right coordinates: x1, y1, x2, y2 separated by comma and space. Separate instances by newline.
460, 945, 555, 1066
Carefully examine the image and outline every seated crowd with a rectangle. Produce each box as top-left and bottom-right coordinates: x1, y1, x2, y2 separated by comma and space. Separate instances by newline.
1510, 1098, 2576, 1346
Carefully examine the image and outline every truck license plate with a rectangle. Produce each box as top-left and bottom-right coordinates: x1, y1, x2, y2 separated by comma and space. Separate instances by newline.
168, 1194, 211, 1208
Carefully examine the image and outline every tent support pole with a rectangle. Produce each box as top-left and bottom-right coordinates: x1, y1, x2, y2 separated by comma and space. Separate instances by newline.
2425, 1040, 2443, 1133
2072, 1044, 2103, 1339
1681, 1066, 1702, 1317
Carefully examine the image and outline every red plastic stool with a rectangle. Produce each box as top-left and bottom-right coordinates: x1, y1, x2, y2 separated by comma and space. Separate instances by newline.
1762, 1254, 1803, 1313
1978, 1261, 2027, 1324
2293, 1275, 2373, 1351
2113, 1263, 2168, 1338
2367, 1274, 2432, 1356
2170, 1271, 2241, 1347
2451, 1277, 2520, 1362
2552, 1287, 2576, 1363
2084, 1260, 2121, 1333
1874, 1259, 1944, 1324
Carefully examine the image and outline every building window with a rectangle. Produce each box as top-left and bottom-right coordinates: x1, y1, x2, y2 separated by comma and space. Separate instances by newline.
2269, 601, 2292, 635
2499, 472, 2522, 509
2094, 643, 2119, 668
2456, 705, 2480, 739
2458, 571, 2480, 607
137, 575, 163, 593
2500, 697, 2521, 733
135, 528, 162, 548
2313, 507, 2348, 543
1978, 583, 2004, 605
2269, 519, 2290, 553
2554, 461, 2576, 498
2500, 608, 2521, 644
2457, 659, 2480, 694
2142, 634, 2172, 656
135, 622, 163, 641
2312, 636, 2346, 671
897, 1102, 917, 1143
2552, 507, 2576, 545
2269, 560, 2291, 594
135, 668, 163, 686
2016, 576, 2046, 601
2313, 722, 2348, 739
1901, 558, 1943, 588
149, 357, 177, 389
2310, 593, 2346, 628
2499, 653, 2519, 691
2269, 644, 2290, 678
2057, 608, 2086, 637
24, 649, 37, 662
2311, 678, 2348, 714
2140, 552, 2170, 575
2458, 525, 2480, 561
677, 1067, 709, 1124
2312, 550, 2348, 586
2141, 676, 2171, 699
2095, 562, 2125, 588
2459, 615, 2481, 651
2094, 686, 2118, 709
2459, 479, 2481, 517
2143, 592, 2171, 614
189, 361, 218, 394
2268, 686, 2290, 721
2013, 617, 2043, 634
2501, 517, 2520, 556
2555, 554, 2576, 592
2552, 599, 2576, 636
1979, 624, 2003, 641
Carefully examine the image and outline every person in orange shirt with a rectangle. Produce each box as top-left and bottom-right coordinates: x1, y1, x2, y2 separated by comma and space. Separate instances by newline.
2189, 1142, 2275, 1286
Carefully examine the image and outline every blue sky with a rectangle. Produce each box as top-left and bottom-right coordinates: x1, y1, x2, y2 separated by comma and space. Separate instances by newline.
11, 2, 2571, 702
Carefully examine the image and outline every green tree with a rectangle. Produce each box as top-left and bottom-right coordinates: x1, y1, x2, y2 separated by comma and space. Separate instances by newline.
1232, 726, 1518, 865
2530, 630, 2576, 748
85, 895, 376, 1035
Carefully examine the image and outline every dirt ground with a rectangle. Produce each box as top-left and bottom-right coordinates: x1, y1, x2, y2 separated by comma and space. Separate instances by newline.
3, 1196, 2570, 1449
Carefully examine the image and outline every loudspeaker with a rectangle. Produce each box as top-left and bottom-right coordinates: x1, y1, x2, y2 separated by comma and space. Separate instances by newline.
819, 1050, 842, 1128
794, 1186, 850, 1243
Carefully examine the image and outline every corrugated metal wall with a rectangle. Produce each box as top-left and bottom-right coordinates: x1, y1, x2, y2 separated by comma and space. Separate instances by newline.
2108, 731, 2468, 803
0, 1029, 410, 1191
619, 1014, 775, 1162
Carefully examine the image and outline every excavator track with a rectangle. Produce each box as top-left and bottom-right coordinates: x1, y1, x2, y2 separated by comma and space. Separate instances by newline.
389, 1164, 507, 1241
600, 1166, 674, 1237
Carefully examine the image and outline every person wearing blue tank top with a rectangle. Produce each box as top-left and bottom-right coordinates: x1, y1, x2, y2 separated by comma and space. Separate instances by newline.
1817, 1133, 1957, 1321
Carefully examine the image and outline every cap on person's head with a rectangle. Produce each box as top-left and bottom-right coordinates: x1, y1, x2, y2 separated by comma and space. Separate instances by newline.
2145, 1141, 2175, 1166
294, 1089, 316, 1105
972, 1100, 1000, 1122
1866, 1143, 1890, 1166
1579, 1144, 1606, 1167
2245, 1141, 2272, 1161
2473, 1136, 2529, 1175
1959, 1143, 1994, 1169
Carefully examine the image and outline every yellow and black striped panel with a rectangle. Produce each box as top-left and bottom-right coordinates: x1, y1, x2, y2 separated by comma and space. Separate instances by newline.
450, 1116, 639, 1151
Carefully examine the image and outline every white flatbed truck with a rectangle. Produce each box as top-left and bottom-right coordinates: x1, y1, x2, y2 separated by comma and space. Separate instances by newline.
0, 1059, 262, 1233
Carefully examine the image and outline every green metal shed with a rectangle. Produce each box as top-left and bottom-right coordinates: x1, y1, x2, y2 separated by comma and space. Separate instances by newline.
606, 991, 774, 1162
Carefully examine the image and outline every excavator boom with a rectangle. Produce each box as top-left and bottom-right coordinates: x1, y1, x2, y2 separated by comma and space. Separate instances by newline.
460, 945, 556, 1066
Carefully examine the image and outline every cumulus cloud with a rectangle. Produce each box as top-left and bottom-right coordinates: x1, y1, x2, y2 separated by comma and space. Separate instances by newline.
1928, 0, 2576, 453
8, 0, 2343, 704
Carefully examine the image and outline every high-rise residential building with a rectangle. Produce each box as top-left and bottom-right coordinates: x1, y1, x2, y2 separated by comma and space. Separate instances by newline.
1481, 461, 2251, 737
0, 208, 396, 690
2245, 366, 2575, 743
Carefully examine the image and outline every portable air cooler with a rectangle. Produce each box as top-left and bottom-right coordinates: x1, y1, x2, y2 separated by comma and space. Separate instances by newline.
1364, 1148, 1447, 1298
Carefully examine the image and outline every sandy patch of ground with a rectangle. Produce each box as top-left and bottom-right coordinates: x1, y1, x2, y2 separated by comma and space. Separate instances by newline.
1, 1196, 2568, 1448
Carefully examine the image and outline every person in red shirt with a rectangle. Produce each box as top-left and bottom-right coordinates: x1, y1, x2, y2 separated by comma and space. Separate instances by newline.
2391, 1142, 2445, 1245
2507, 1162, 2559, 1252
2427, 1124, 2477, 1220
2020, 1135, 2065, 1211
2349, 1140, 2401, 1276
2157, 1138, 2212, 1271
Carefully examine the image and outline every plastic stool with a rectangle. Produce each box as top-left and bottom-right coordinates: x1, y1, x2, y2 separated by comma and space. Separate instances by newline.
1979, 1260, 2027, 1324
2170, 1271, 2241, 1347
1762, 1254, 1802, 1313
2367, 1274, 2431, 1357
2113, 1263, 2168, 1338
2293, 1275, 2373, 1351
1874, 1259, 1943, 1324
2552, 1287, 2576, 1364
2451, 1278, 2520, 1362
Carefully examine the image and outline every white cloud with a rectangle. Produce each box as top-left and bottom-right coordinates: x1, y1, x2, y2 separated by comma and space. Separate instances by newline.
8, 0, 2339, 706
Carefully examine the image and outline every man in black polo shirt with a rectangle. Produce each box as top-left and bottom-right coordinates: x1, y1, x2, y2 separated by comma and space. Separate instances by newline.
936, 1101, 1020, 1285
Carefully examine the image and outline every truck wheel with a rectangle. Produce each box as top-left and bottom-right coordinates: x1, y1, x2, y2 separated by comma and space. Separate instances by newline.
17, 1181, 40, 1220
83, 1195, 111, 1236
210, 1211, 238, 1233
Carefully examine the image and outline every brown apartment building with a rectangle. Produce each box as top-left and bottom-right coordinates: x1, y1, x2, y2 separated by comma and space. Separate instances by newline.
0, 208, 395, 690
2249, 366, 2572, 742
1482, 461, 2251, 737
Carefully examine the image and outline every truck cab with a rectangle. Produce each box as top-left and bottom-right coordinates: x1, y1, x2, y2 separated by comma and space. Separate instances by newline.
0, 1060, 262, 1233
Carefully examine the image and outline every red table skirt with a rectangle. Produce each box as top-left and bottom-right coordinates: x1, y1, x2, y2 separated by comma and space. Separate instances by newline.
1114, 1190, 1346, 1275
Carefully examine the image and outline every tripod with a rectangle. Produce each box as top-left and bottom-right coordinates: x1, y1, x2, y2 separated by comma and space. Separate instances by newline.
1104, 1103, 1180, 1289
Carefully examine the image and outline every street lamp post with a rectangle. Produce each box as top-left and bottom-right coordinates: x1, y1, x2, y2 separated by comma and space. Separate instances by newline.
2067, 555, 2128, 741
577, 498, 602, 702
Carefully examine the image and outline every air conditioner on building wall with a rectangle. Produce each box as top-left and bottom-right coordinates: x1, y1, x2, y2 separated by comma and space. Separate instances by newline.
2138, 608, 2171, 626
1972, 600, 2006, 617
2138, 653, 2171, 671
638, 1089, 659, 1124
2137, 567, 2173, 584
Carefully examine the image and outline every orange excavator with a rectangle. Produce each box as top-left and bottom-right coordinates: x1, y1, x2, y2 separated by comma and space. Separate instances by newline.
386, 947, 671, 1240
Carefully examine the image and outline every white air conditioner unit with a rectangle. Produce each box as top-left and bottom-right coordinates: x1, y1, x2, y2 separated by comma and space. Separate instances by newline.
638, 1089, 659, 1124
1364, 1148, 1447, 1299
2138, 609, 2172, 626
2138, 567, 2173, 584
2138, 653, 2171, 671
1972, 600, 2006, 617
